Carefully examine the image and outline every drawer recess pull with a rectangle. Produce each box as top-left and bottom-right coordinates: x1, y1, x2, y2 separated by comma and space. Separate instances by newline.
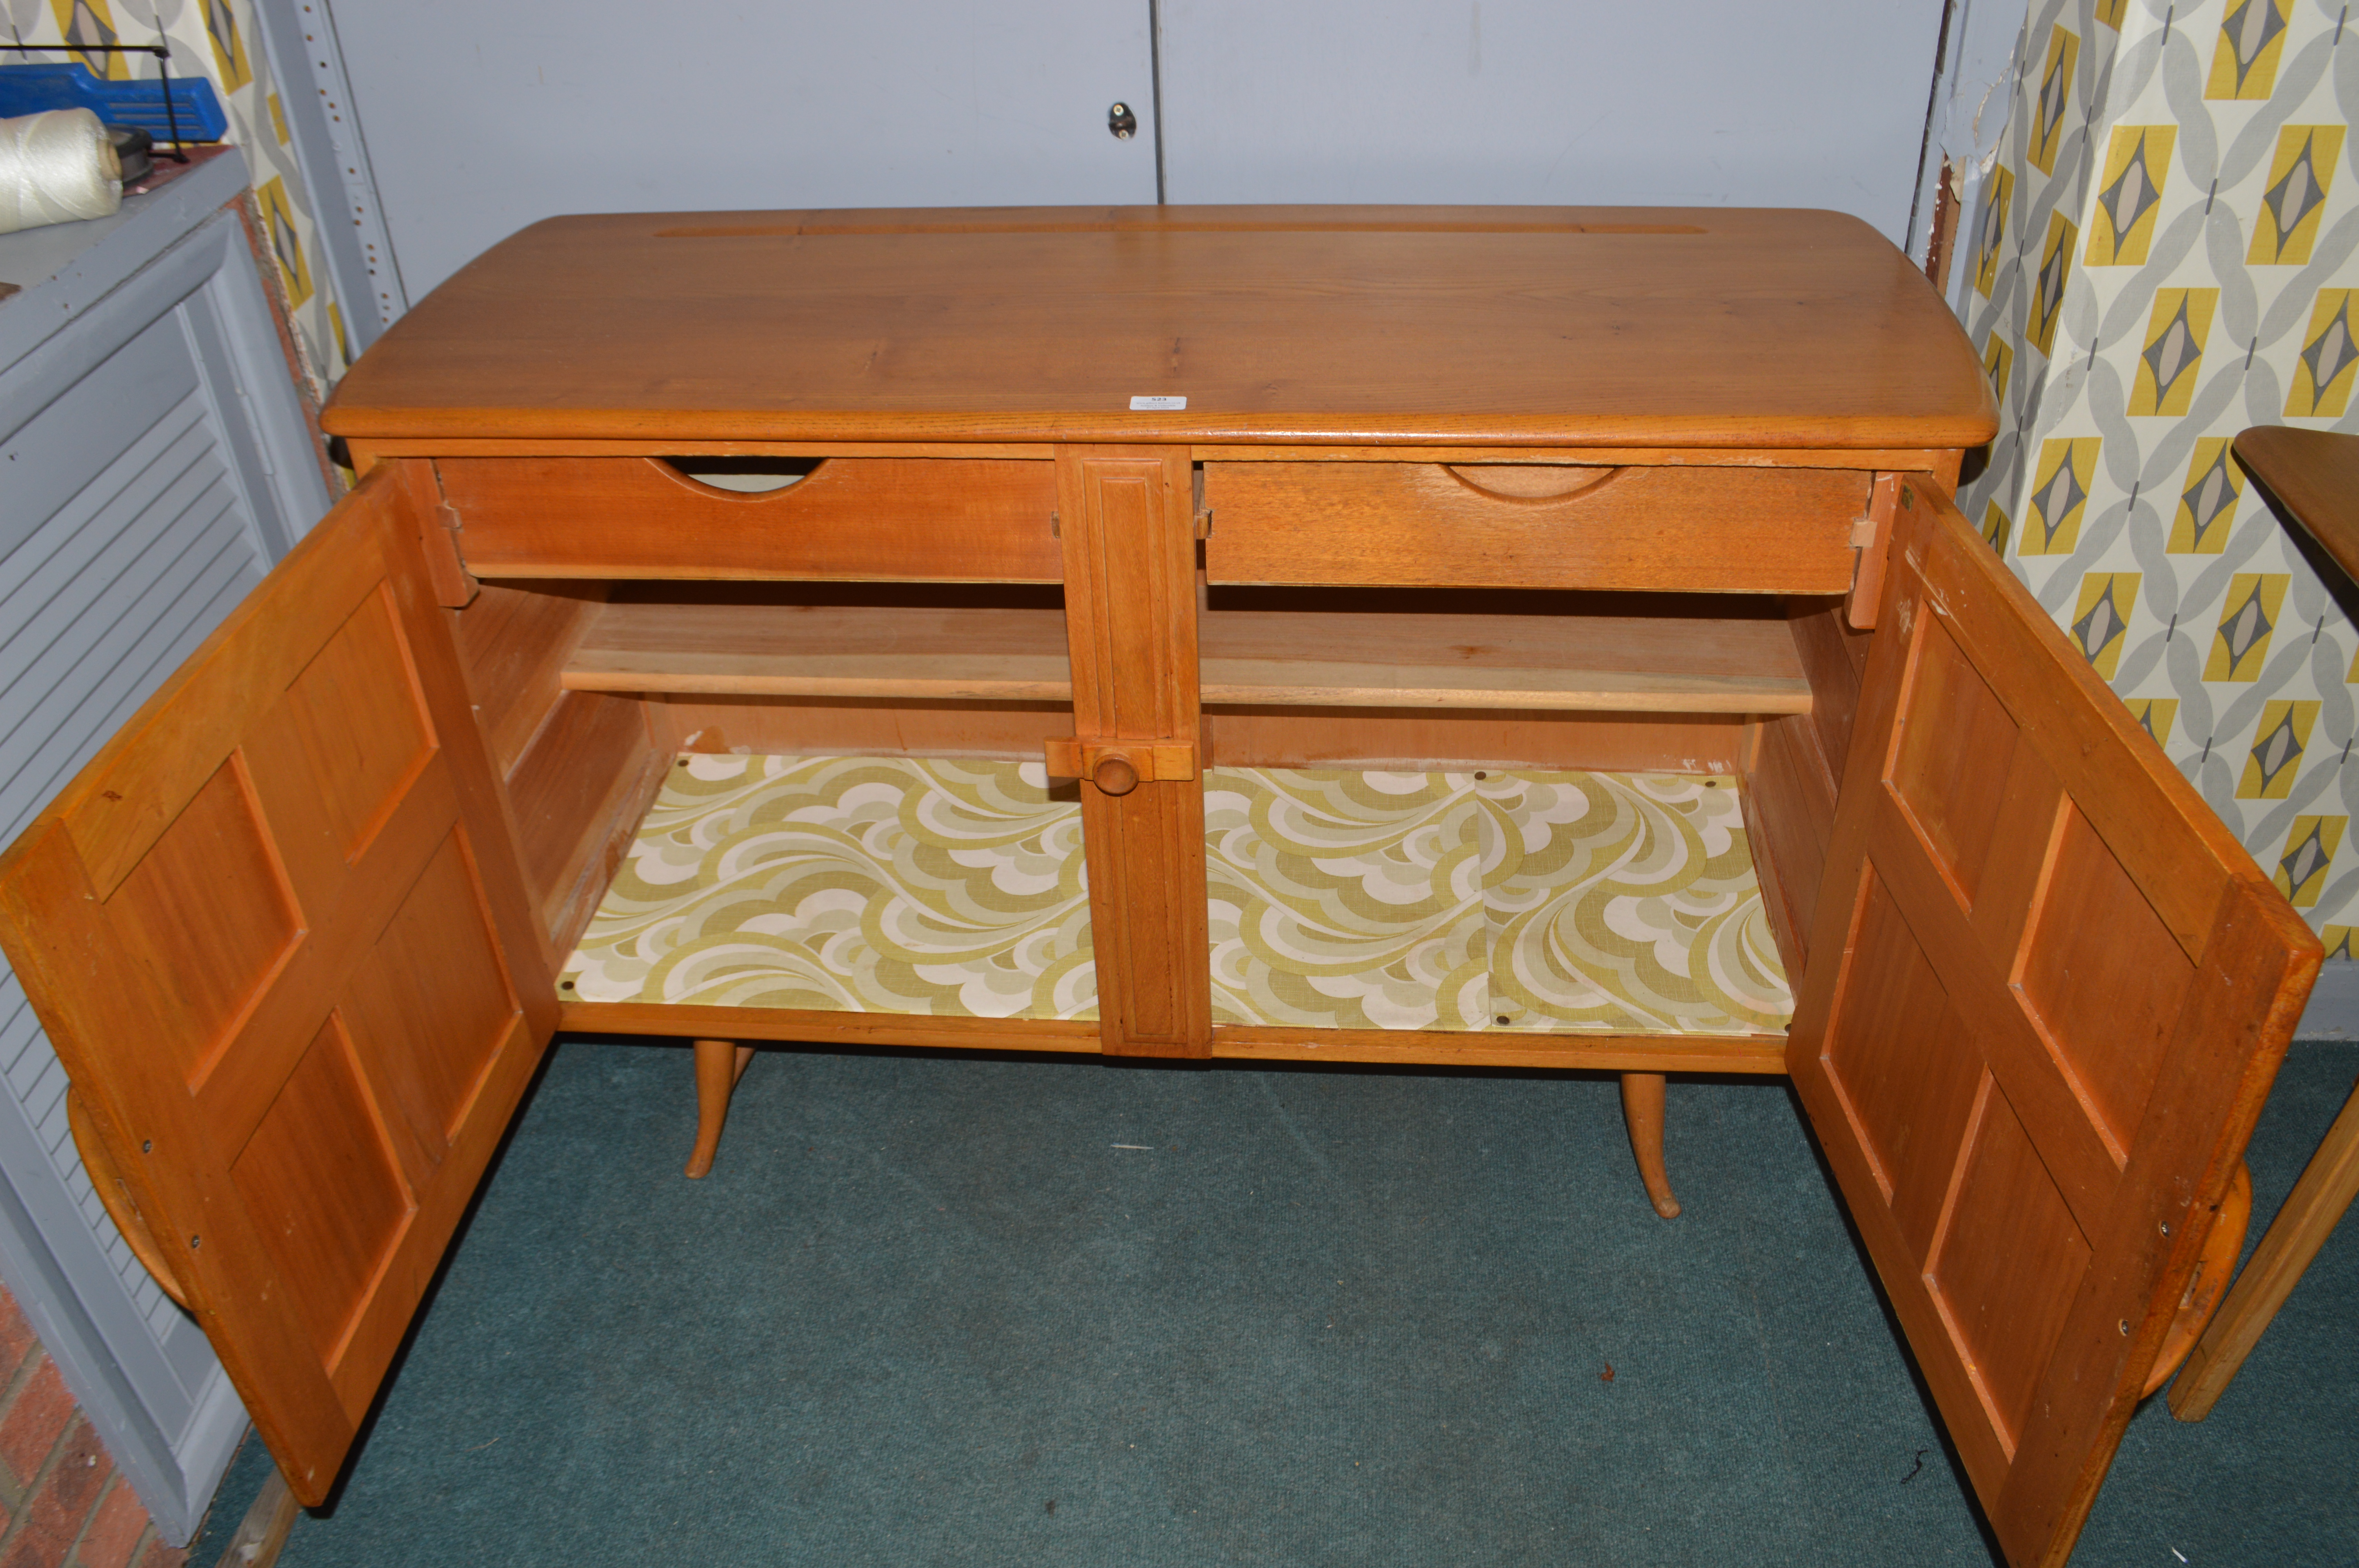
658, 456, 824, 495
1441, 463, 1623, 503
438, 456, 1063, 582
1202, 461, 1866, 593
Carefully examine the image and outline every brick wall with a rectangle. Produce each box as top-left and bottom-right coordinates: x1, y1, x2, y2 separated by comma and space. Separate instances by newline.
0, 1287, 186, 1568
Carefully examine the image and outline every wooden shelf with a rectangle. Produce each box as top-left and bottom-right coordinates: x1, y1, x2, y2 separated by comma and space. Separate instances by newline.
1201, 608, 1809, 713
561, 602, 1812, 715
563, 603, 1072, 701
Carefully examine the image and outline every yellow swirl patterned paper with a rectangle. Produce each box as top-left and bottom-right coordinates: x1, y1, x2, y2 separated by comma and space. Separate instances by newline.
1206, 768, 1790, 1035
1478, 772, 1789, 1033
560, 755, 1096, 1018
563, 757, 1788, 1036
1204, 769, 1490, 1031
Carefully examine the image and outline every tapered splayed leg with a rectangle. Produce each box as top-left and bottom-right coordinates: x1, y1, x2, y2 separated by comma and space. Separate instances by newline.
685, 1040, 757, 1178
1620, 1072, 1681, 1218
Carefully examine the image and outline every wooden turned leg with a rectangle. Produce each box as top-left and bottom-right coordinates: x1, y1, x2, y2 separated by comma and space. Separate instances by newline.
2170, 1073, 2359, 1419
1620, 1071, 1681, 1219
685, 1040, 756, 1179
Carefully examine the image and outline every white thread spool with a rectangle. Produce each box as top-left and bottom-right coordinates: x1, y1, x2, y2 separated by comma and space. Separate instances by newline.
0, 109, 123, 236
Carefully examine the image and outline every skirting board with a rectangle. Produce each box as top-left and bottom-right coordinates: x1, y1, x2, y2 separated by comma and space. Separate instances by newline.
2295, 958, 2359, 1040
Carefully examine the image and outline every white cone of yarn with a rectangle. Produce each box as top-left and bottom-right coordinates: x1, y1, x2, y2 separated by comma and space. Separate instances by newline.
0, 109, 123, 236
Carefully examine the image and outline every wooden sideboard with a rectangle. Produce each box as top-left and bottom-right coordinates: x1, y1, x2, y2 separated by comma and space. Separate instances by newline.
0, 208, 2320, 1567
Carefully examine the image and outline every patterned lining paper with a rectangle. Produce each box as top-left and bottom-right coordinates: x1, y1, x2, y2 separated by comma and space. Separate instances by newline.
560, 756, 1098, 1018
1206, 768, 1791, 1034
560, 757, 1792, 1035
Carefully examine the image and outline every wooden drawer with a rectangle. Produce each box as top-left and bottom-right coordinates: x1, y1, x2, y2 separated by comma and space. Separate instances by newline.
437, 456, 1062, 581
1202, 462, 1869, 593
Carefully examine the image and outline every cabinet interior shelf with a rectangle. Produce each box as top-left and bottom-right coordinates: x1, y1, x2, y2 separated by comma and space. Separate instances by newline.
560, 602, 1813, 715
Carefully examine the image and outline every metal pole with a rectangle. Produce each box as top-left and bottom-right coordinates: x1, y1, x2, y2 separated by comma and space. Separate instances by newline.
1147, 0, 1167, 205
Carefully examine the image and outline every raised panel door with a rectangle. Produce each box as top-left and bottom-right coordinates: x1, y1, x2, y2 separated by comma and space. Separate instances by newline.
0, 462, 556, 1504
1788, 481, 2319, 1566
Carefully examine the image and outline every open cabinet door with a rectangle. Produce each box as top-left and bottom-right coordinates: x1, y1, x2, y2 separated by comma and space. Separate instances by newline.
0, 463, 558, 1505
1788, 483, 2319, 1567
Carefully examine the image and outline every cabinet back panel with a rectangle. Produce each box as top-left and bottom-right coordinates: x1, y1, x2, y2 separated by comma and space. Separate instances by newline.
651, 695, 1076, 762
1207, 707, 1746, 773
505, 691, 665, 949
641, 695, 1745, 775
449, 581, 609, 777
1740, 711, 1838, 977
1788, 599, 1871, 778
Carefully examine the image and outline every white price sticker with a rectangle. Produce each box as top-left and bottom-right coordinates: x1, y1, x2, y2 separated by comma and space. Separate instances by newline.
1129, 395, 1187, 410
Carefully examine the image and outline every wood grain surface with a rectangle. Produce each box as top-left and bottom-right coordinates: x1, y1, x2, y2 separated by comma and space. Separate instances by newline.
449, 580, 608, 775
355, 438, 1963, 470
1204, 462, 1867, 593
323, 207, 1997, 450
648, 694, 1076, 760
2234, 425, 2359, 584
556, 598, 1812, 713
1739, 711, 1837, 978
1786, 484, 2319, 1568
438, 456, 1062, 582
1203, 708, 1750, 774
1058, 447, 1212, 1056
0, 465, 557, 1505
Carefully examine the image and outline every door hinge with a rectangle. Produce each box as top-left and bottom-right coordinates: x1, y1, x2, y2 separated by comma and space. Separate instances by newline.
1847, 472, 1905, 632
423, 499, 480, 608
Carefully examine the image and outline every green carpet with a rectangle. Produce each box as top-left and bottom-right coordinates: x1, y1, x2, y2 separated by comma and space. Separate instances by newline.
206, 1039, 2354, 1566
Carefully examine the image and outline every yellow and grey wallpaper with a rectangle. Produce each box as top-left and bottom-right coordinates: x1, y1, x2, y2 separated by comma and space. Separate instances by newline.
1961, 0, 2359, 948
7, 0, 352, 390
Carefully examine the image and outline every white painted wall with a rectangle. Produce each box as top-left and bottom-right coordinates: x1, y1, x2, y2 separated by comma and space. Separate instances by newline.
326, 0, 1957, 303
322, 0, 1163, 298
1158, 0, 1948, 243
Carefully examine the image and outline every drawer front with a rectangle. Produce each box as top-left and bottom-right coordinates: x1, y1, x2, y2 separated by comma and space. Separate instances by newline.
438, 457, 1062, 581
1203, 462, 1869, 593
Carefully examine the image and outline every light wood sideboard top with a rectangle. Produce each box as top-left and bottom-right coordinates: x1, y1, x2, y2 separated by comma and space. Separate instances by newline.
322, 205, 1997, 451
